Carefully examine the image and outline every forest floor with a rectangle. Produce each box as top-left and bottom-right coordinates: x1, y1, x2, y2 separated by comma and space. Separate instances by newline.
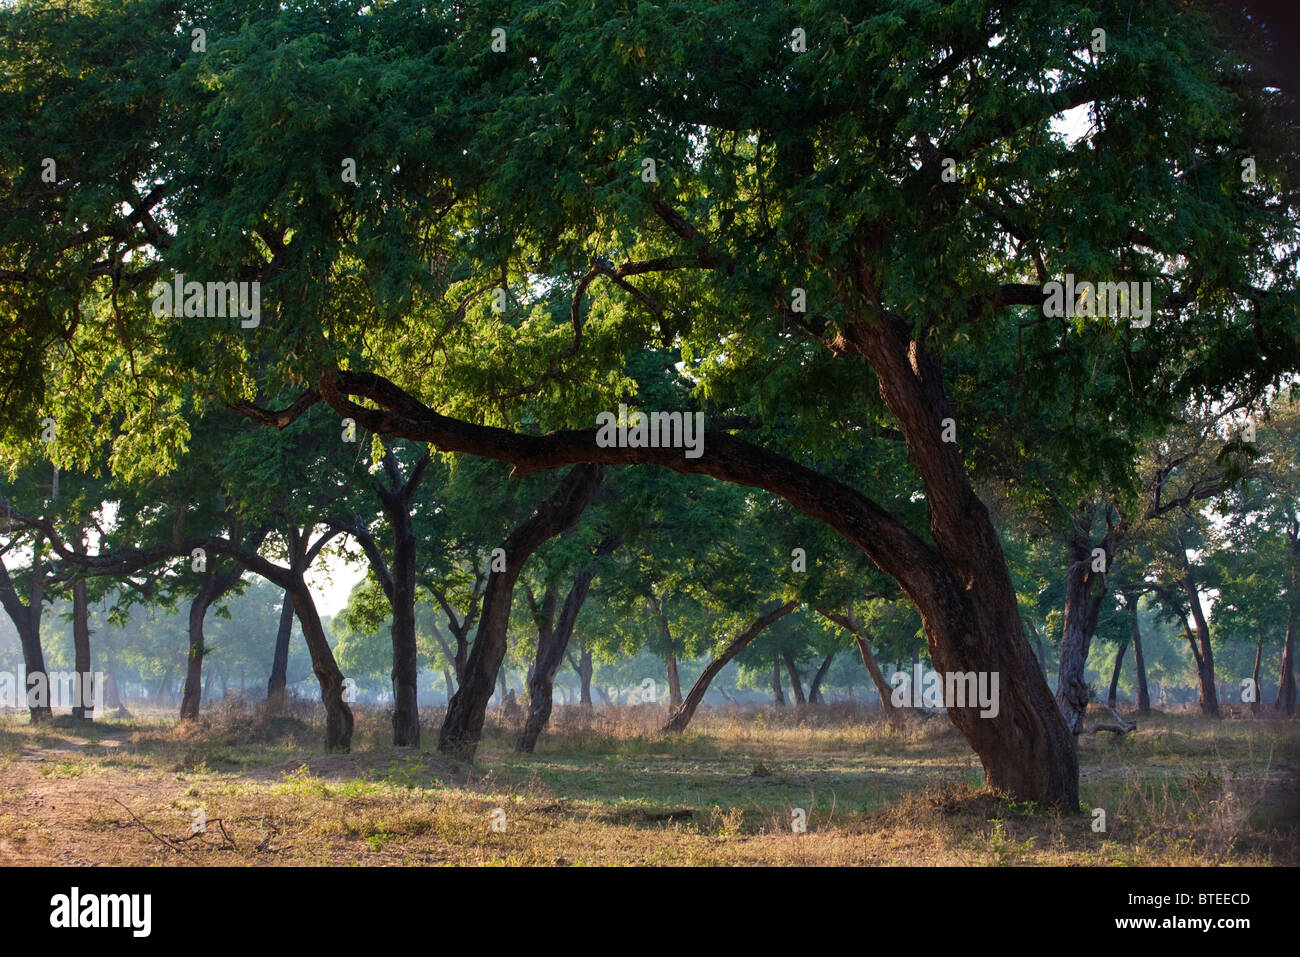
0, 699, 1295, 866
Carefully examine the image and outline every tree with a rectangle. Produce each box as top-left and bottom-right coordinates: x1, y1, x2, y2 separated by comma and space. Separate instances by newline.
4, 0, 1299, 807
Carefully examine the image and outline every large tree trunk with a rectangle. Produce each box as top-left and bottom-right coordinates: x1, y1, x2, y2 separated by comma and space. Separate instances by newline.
771, 653, 786, 707
808, 650, 836, 703
439, 466, 602, 761
782, 650, 806, 704
518, 568, 595, 752
664, 602, 798, 733
839, 312, 1078, 807
266, 591, 294, 712
1106, 637, 1129, 710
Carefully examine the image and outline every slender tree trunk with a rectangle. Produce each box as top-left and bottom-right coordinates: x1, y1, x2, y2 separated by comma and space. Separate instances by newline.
816, 608, 905, 729
518, 568, 595, 752
663, 602, 798, 733
782, 650, 806, 705
387, 500, 420, 747
153, 666, 172, 706
1276, 529, 1297, 716
1106, 637, 1129, 710
181, 562, 242, 722
665, 647, 683, 709
266, 591, 294, 712
439, 466, 602, 761
0, 546, 51, 723
573, 639, 593, 708
1180, 570, 1220, 718
1056, 530, 1111, 733
181, 574, 217, 722
442, 668, 455, 703
1276, 601, 1296, 716
287, 579, 354, 751
808, 650, 836, 703
70, 544, 93, 720
772, 653, 786, 707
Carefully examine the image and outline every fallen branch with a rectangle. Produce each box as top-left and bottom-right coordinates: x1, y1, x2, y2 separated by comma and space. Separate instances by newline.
112, 798, 201, 864
1087, 707, 1137, 736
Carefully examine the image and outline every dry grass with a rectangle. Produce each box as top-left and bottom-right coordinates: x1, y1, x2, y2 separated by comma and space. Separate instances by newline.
0, 698, 1294, 866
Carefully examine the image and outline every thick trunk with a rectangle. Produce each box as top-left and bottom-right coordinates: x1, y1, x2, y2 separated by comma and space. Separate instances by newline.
518, 568, 595, 752
265, 591, 294, 712
772, 653, 786, 707
663, 602, 798, 733
808, 650, 836, 703
782, 650, 806, 705
1106, 637, 1129, 710
287, 579, 354, 751
439, 466, 602, 761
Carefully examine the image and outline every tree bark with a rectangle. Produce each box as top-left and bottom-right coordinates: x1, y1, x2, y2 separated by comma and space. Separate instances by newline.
1056, 528, 1111, 734
568, 639, 594, 708
1106, 637, 1129, 710
180, 561, 242, 722
663, 602, 798, 733
808, 650, 836, 703
439, 466, 603, 761
287, 578, 354, 750
266, 591, 294, 712
771, 652, 786, 707
816, 608, 905, 729
1276, 525, 1297, 716
70, 567, 93, 720
1179, 563, 1220, 718
782, 650, 806, 705
0, 542, 51, 723
648, 595, 683, 708
518, 568, 595, 752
